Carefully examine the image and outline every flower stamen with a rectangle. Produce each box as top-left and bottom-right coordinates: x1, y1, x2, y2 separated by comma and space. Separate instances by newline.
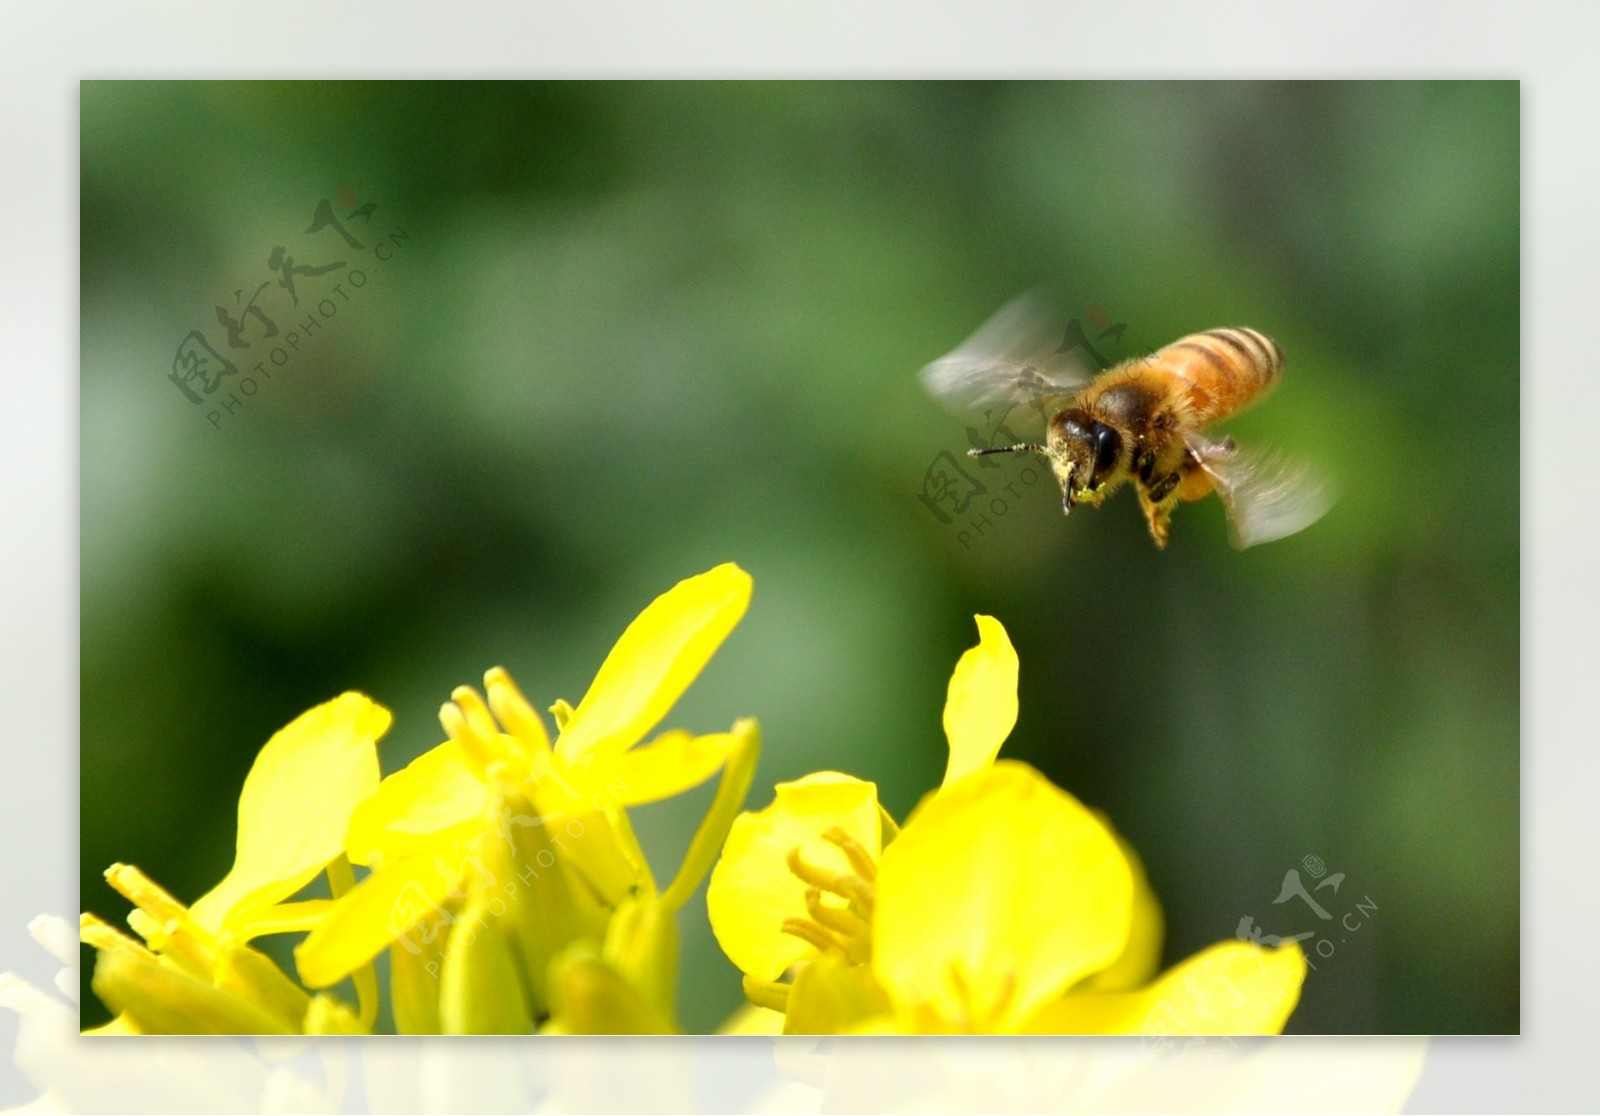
484, 667, 553, 756
783, 846, 840, 891
449, 685, 501, 746
103, 864, 217, 973
783, 847, 876, 914
804, 889, 865, 937
781, 843, 877, 969
79, 912, 151, 959
805, 889, 871, 964
741, 974, 792, 1013
439, 701, 500, 777
822, 827, 877, 883
781, 917, 848, 958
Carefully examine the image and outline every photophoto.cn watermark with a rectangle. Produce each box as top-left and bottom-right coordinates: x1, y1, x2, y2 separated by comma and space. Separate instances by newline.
917, 304, 1132, 549
166, 184, 411, 428
1135, 854, 1376, 1063
1135, 943, 1298, 1067
384, 755, 629, 983
1236, 853, 1378, 975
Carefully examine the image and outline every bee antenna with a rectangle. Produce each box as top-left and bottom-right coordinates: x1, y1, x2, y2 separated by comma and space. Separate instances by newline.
967, 443, 1046, 458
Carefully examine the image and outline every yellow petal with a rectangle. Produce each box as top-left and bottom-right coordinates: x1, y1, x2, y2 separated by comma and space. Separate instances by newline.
83, 1014, 142, 1035
438, 871, 534, 1035
782, 952, 891, 1036
707, 773, 881, 981
602, 894, 678, 1022
1077, 822, 1164, 992
940, 616, 1019, 789
555, 563, 752, 763
545, 945, 678, 1035
489, 787, 614, 1013
294, 853, 456, 989
1022, 939, 1307, 1035
521, 802, 659, 906
873, 762, 1133, 1032
91, 950, 295, 1035
535, 731, 733, 817
303, 994, 368, 1035
228, 898, 334, 939
343, 740, 486, 866
390, 930, 446, 1035
191, 693, 388, 933
716, 1003, 787, 1035
604, 730, 734, 808
839, 1014, 904, 1034
213, 942, 313, 1032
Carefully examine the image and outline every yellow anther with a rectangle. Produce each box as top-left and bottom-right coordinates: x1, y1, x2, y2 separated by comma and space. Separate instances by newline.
79, 912, 149, 958
741, 975, 792, 1013
785, 846, 875, 915
439, 701, 500, 777
101, 864, 215, 973
785, 847, 846, 893
103, 864, 185, 925
805, 890, 868, 940
822, 827, 878, 883
484, 667, 553, 756
450, 685, 498, 738
804, 889, 871, 964
126, 908, 162, 945
780, 917, 847, 958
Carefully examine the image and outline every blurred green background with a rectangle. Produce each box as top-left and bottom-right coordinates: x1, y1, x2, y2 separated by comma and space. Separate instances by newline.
80, 81, 1518, 1034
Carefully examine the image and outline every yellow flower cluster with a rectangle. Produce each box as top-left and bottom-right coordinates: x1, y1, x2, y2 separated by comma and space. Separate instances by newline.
81, 564, 758, 1035
710, 616, 1306, 1035
78, 564, 1305, 1036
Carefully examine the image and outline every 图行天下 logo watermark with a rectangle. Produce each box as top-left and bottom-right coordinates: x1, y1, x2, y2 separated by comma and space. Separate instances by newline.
917, 304, 1131, 549
1135, 854, 1377, 1064
166, 185, 411, 428
1235, 853, 1377, 975
386, 753, 626, 982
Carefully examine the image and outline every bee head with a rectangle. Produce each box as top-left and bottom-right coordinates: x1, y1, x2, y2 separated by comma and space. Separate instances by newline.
1049, 409, 1124, 513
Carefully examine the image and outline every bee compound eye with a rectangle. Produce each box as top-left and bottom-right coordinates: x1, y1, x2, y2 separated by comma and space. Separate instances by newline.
1090, 423, 1122, 485
1061, 416, 1091, 443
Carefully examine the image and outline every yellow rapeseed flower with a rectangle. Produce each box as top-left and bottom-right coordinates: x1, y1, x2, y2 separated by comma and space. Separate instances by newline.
294, 562, 758, 1033
708, 615, 1306, 1035
79, 693, 391, 1033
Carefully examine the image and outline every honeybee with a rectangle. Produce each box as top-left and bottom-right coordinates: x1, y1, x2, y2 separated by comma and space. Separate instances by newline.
920, 293, 1333, 548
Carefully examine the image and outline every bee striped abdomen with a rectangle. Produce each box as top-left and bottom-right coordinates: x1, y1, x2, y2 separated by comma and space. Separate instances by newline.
1156, 327, 1282, 426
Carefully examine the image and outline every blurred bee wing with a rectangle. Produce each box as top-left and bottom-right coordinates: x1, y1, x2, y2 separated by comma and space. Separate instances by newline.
918, 291, 1093, 421
1185, 435, 1336, 549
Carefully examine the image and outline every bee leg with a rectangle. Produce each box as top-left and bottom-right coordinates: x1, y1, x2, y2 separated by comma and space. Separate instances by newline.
1146, 473, 1180, 504
1058, 461, 1078, 517
1175, 451, 1217, 503
1133, 449, 1157, 486
1136, 482, 1176, 549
